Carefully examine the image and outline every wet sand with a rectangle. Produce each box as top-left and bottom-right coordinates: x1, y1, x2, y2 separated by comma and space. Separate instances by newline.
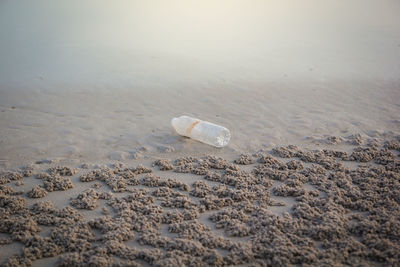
1, 0, 400, 266
1, 135, 399, 266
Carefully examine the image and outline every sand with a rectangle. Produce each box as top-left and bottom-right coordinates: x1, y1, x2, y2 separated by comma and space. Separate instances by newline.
1, 0, 400, 266
0, 0, 400, 169
0, 135, 399, 266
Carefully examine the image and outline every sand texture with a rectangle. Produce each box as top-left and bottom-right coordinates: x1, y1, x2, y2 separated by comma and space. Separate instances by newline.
0, 0, 400, 266
0, 136, 399, 266
1, 0, 400, 169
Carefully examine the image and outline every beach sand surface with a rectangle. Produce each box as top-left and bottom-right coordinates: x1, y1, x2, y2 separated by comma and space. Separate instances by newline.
0, 0, 399, 168
0, 0, 400, 266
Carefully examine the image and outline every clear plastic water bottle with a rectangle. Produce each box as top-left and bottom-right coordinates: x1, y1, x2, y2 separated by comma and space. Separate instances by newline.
171, 115, 231, 147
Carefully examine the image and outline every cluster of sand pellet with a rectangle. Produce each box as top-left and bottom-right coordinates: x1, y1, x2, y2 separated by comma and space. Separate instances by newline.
141, 173, 190, 191
70, 189, 100, 210
0, 185, 24, 196
0, 136, 399, 266
152, 159, 174, 171
80, 165, 152, 192
35, 171, 74, 192
48, 166, 76, 176
27, 185, 48, 198
173, 156, 229, 175
0, 172, 23, 184
234, 154, 254, 165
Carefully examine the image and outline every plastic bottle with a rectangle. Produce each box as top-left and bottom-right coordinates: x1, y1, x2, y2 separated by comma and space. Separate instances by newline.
171, 115, 231, 147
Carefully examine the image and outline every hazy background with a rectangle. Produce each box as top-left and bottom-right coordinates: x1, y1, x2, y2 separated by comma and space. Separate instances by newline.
1, 0, 399, 89
0, 0, 399, 167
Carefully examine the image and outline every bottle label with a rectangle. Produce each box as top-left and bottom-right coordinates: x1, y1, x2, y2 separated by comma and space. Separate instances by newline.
187, 120, 200, 136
